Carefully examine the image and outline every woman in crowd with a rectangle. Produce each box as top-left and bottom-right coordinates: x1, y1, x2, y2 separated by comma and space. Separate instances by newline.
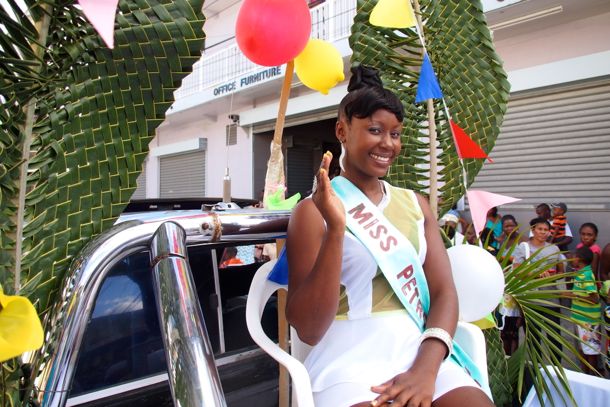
512, 217, 565, 359
575, 222, 601, 278
286, 65, 492, 407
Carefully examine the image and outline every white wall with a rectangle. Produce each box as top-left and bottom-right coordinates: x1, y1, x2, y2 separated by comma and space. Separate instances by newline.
204, 121, 253, 199
495, 12, 610, 72
203, 3, 240, 50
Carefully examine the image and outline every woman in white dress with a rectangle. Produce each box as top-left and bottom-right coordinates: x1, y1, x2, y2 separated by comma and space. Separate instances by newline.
285, 66, 493, 407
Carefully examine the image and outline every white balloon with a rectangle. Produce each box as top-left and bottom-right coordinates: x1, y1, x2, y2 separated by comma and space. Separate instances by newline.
446, 244, 505, 322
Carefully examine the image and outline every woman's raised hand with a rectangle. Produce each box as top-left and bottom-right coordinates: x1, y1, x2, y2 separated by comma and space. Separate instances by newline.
312, 151, 345, 232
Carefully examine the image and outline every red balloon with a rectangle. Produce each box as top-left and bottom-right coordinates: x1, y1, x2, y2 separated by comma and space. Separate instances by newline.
236, 0, 312, 67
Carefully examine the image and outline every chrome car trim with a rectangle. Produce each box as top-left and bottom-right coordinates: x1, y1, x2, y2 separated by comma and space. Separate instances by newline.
65, 349, 268, 406
66, 373, 169, 406
28, 210, 289, 407
151, 222, 226, 406
211, 248, 226, 354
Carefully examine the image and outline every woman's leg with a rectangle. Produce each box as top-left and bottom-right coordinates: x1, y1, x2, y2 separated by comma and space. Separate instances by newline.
351, 387, 493, 407
433, 386, 494, 407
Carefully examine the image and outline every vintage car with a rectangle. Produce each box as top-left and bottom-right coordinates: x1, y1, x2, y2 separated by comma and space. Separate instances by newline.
25, 199, 291, 407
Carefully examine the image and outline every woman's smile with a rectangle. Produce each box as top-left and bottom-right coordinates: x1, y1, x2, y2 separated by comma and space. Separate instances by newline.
370, 152, 392, 164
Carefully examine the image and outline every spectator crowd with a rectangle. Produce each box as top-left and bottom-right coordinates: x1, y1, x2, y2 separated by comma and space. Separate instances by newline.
441, 202, 610, 378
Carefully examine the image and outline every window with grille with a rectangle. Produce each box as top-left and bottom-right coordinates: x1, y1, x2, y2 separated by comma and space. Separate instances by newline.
226, 124, 237, 146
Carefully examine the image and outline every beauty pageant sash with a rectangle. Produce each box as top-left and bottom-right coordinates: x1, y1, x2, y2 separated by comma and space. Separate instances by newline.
331, 176, 488, 393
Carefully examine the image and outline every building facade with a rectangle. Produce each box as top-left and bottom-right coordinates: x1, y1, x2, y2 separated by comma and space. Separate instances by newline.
133, 0, 610, 244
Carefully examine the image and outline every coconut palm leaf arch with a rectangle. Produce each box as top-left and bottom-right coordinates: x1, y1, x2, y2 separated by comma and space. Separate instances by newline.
351, 0, 510, 216
1, 0, 206, 404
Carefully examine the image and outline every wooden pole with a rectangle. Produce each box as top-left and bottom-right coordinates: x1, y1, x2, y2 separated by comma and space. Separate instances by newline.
263, 61, 294, 204
261, 61, 294, 407
275, 239, 289, 407
412, 0, 439, 216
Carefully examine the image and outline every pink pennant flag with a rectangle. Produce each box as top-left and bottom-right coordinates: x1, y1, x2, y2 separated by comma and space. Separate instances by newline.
450, 120, 489, 160
466, 190, 521, 236
78, 0, 119, 48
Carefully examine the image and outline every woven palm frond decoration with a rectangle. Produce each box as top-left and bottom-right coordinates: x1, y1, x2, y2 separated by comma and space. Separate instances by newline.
350, 0, 510, 216
483, 327, 513, 406
0, 0, 205, 316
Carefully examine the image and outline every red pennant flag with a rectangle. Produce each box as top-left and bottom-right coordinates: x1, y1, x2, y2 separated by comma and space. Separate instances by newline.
450, 120, 490, 160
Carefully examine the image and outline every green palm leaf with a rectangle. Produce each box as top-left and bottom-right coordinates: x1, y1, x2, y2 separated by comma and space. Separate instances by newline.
503, 247, 607, 406
349, 0, 510, 215
1, 0, 205, 404
1, 0, 205, 307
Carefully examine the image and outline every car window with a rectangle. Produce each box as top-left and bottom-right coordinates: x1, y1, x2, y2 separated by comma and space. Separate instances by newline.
71, 251, 165, 396
70, 242, 279, 397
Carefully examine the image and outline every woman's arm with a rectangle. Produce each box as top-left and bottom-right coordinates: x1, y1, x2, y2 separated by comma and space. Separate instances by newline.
410, 193, 459, 365
285, 153, 346, 345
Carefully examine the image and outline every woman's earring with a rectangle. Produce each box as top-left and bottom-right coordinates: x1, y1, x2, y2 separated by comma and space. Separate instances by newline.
339, 143, 346, 172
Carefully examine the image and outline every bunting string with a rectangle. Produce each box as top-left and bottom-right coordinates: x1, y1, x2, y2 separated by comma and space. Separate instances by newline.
370, 0, 520, 228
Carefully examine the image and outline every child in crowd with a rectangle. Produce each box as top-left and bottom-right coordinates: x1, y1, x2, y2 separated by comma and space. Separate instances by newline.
569, 246, 601, 374
601, 243, 610, 376
479, 227, 498, 256
497, 215, 523, 355
576, 222, 601, 278
440, 213, 465, 245
550, 202, 570, 250
464, 223, 477, 245
498, 214, 520, 262
219, 246, 244, 268
485, 207, 502, 249
602, 279, 610, 376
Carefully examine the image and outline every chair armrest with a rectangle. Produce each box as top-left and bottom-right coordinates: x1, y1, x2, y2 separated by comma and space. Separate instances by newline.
246, 261, 314, 407
455, 321, 490, 392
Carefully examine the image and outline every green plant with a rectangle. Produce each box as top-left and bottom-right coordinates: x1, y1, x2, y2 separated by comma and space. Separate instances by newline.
498, 236, 607, 406
0, 0, 205, 404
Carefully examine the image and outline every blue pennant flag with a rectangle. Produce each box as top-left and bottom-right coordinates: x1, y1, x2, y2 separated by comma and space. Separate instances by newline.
267, 245, 289, 285
415, 53, 443, 103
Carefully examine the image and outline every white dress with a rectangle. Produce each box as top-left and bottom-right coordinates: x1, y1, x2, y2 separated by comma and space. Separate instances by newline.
303, 183, 481, 406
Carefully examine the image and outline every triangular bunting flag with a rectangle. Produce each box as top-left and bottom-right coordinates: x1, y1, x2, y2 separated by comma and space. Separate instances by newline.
415, 53, 443, 103
466, 190, 521, 237
370, 0, 417, 29
267, 246, 288, 284
450, 120, 489, 159
78, 0, 119, 49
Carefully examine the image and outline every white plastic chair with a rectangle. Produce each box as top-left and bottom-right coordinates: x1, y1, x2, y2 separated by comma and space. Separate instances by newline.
246, 260, 491, 407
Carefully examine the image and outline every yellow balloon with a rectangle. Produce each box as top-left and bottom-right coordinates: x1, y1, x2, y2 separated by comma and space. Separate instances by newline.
370, 0, 417, 28
0, 288, 44, 362
294, 39, 344, 95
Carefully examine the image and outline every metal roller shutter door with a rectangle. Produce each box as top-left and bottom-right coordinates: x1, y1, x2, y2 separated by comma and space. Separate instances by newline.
160, 151, 206, 197
287, 147, 314, 198
131, 160, 147, 199
471, 79, 610, 210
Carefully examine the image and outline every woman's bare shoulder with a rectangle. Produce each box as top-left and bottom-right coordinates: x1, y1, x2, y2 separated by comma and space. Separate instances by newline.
288, 197, 325, 235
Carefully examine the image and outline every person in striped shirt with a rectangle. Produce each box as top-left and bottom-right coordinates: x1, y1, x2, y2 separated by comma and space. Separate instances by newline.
569, 246, 601, 374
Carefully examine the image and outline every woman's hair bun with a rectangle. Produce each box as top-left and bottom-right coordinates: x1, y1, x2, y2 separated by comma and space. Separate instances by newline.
347, 64, 384, 92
